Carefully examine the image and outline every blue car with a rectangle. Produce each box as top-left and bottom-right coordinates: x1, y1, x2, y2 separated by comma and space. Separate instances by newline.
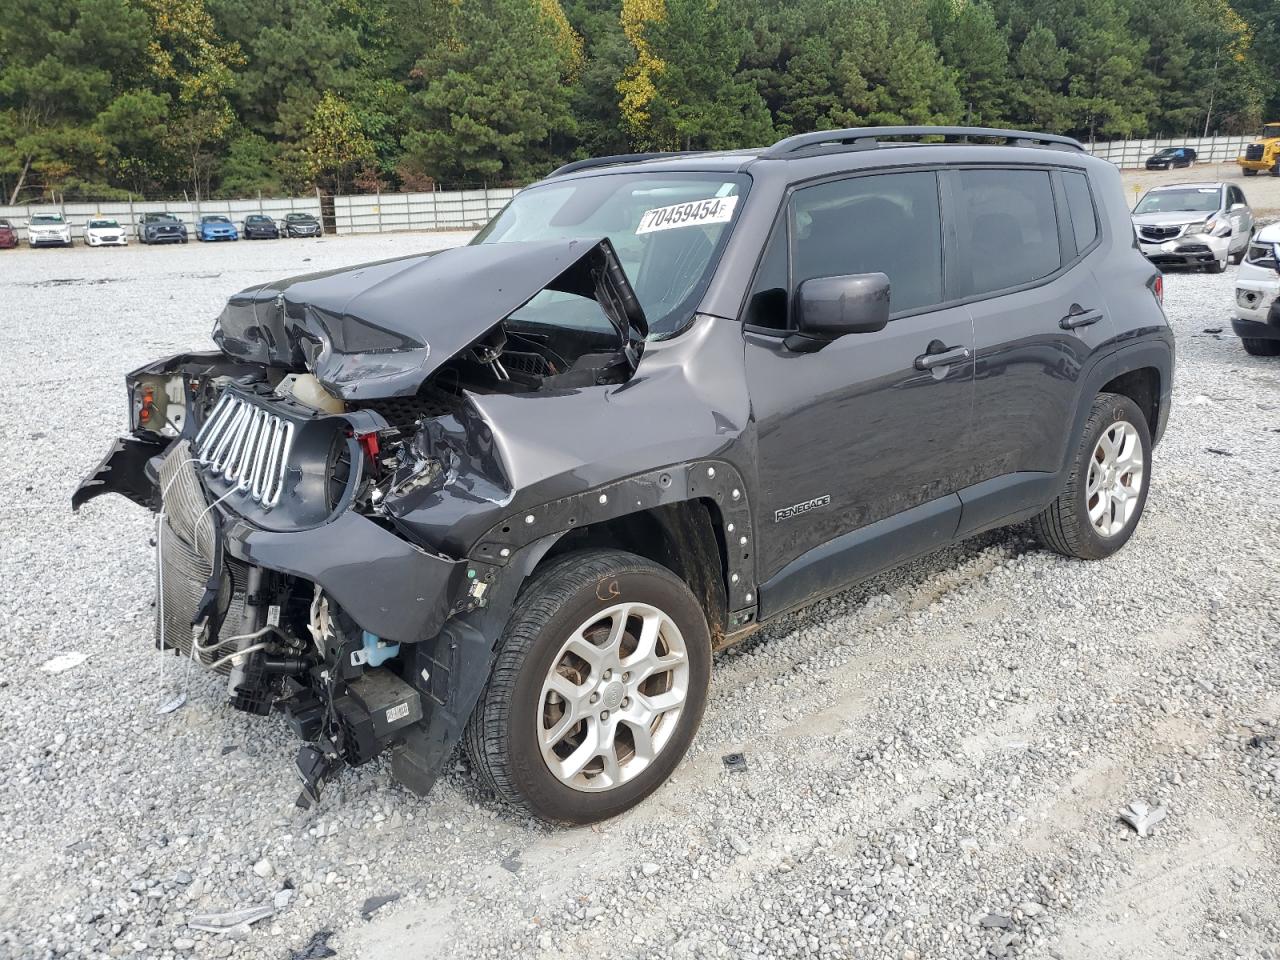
197, 215, 239, 242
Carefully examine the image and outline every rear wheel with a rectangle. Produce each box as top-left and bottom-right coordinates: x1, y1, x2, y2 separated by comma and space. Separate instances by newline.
1242, 337, 1280, 357
1032, 393, 1151, 561
1244, 168, 1258, 177
465, 549, 711, 824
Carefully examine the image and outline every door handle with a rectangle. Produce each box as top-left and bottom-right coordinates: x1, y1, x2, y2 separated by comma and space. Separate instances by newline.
1060, 304, 1104, 330
914, 344, 971, 370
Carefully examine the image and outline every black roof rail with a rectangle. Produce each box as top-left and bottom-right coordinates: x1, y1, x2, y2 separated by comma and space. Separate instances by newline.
762, 126, 1085, 158
547, 152, 699, 178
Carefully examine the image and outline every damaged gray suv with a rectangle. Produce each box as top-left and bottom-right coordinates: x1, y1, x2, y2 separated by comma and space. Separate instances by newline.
76, 127, 1174, 823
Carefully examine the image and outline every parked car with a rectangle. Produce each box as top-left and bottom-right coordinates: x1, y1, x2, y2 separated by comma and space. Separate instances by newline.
283, 212, 321, 237
1232, 222, 1280, 356
76, 126, 1173, 824
27, 212, 73, 247
138, 213, 188, 244
1144, 146, 1196, 169
85, 218, 128, 247
243, 214, 279, 240
0, 218, 16, 249
1131, 182, 1252, 272
1237, 122, 1280, 177
196, 215, 239, 242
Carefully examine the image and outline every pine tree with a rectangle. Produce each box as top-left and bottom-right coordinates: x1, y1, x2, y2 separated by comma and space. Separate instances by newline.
401, 0, 577, 183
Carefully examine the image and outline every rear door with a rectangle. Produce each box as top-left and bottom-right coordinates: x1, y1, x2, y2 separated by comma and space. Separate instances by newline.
948, 166, 1115, 537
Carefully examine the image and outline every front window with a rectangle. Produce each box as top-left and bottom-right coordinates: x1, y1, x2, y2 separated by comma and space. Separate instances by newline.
473, 172, 749, 338
31, 214, 65, 224
1133, 188, 1222, 214
203, 216, 230, 223
90, 219, 118, 229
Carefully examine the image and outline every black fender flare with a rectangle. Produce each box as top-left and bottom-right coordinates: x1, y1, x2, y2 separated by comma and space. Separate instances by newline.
388, 459, 758, 796
1059, 335, 1174, 483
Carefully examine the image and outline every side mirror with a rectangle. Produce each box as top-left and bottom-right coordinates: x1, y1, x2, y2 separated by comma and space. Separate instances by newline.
786, 273, 891, 352
1231, 202, 1248, 212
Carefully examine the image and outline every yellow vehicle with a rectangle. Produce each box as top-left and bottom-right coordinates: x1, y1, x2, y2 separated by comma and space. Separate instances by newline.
1238, 123, 1280, 177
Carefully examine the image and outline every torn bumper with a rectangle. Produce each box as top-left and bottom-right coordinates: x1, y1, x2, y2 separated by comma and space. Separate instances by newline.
223, 510, 468, 644
75, 435, 469, 645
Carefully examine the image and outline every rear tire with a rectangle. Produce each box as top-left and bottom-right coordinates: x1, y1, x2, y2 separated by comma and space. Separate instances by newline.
1242, 337, 1280, 357
1244, 168, 1258, 177
1032, 393, 1151, 561
465, 549, 711, 824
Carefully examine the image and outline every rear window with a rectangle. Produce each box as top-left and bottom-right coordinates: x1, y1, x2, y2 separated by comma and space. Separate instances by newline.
1062, 172, 1099, 253
953, 169, 1061, 296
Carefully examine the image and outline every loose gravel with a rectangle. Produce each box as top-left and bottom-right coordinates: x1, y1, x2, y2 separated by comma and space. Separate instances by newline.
2, 233, 1278, 960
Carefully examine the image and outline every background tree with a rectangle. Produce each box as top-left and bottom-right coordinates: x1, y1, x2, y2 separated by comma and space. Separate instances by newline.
401, 0, 577, 183
303, 90, 375, 192
0, 0, 151, 202
138, 0, 243, 198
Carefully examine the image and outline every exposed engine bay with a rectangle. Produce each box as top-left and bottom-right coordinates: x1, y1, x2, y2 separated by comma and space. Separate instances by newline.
74, 236, 655, 805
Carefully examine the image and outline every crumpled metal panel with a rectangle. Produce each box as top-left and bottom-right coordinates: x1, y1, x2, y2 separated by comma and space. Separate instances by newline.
211, 237, 644, 401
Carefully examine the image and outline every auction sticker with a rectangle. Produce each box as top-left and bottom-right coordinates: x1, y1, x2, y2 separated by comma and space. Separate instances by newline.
636, 195, 738, 234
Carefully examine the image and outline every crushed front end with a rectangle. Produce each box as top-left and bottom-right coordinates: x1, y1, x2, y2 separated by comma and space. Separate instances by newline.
73, 237, 650, 805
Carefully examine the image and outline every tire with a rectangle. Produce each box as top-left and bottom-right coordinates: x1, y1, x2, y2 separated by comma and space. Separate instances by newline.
465, 548, 711, 824
1244, 169, 1258, 177
1206, 255, 1226, 273
1272, 163, 1280, 178
1231, 247, 1246, 265
1242, 337, 1280, 357
1032, 392, 1152, 561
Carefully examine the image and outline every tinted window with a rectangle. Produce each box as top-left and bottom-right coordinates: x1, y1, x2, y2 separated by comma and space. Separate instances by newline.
954, 169, 1060, 296
791, 171, 942, 315
745, 219, 789, 328
1062, 172, 1098, 253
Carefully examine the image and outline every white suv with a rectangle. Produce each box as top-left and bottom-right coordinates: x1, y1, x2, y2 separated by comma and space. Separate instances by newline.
1132, 182, 1253, 273
27, 212, 73, 248
1233, 222, 1280, 356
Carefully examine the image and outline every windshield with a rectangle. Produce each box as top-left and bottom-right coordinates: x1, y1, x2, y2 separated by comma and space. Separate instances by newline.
472, 172, 749, 338
31, 214, 64, 224
1262, 125, 1280, 138
203, 216, 229, 223
1154, 148, 1177, 157
287, 214, 312, 221
90, 219, 118, 228
1134, 188, 1221, 214
146, 214, 177, 222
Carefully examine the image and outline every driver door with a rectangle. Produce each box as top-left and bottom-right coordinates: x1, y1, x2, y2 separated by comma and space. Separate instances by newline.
743, 170, 976, 618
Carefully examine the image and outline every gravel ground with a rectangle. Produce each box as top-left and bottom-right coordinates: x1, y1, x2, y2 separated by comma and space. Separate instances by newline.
2, 232, 1278, 960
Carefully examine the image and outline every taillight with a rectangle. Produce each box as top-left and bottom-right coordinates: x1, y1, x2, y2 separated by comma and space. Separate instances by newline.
1152, 274, 1164, 306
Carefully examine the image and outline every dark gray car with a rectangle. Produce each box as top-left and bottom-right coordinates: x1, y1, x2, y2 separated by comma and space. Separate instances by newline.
75, 127, 1173, 823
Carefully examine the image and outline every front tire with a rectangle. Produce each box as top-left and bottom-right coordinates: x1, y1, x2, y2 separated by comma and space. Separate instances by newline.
1242, 337, 1280, 357
1244, 168, 1258, 177
465, 549, 711, 824
1032, 393, 1151, 560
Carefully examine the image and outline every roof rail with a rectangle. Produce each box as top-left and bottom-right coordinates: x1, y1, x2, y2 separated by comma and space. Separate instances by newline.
547, 152, 697, 178
762, 126, 1085, 158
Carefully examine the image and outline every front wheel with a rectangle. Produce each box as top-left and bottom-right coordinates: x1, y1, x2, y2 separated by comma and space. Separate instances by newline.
465, 549, 711, 824
1244, 168, 1258, 177
1242, 337, 1280, 357
1032, 393, 1151, 560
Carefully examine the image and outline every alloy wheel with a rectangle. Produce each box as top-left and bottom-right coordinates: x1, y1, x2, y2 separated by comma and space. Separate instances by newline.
1086, 420, 1145, 537
537, 602, 689, 792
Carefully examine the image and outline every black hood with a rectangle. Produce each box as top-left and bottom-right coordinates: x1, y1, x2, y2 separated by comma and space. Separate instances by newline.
211, 237, 647, 400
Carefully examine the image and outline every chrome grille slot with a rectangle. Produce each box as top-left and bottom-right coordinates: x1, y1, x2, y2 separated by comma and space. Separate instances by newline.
194, 392, 294, 508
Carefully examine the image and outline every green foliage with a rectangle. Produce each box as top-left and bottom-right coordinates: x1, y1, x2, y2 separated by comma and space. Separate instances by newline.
401, 0, 577, 183
2, 0, 1279, 200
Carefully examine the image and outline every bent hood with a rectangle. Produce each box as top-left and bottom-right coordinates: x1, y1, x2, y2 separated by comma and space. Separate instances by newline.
211, 237, 647, 400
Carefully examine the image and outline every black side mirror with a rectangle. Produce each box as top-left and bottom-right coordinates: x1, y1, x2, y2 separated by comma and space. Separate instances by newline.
785, 273, 891, 352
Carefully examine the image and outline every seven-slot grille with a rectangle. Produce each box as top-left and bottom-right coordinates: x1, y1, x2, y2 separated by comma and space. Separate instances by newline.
194, 392, 294, 508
